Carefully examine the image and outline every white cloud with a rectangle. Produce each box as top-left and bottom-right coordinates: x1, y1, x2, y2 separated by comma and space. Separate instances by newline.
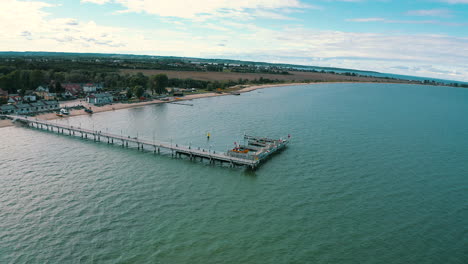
406, 9, 452, 17
346, 18, 385, 22
440, 0, 468, 3
81, 0, 111, 4
201, 26, 468, 81
0, 0, 126, 52
81, 0, 316, 20
346, 17, 467, 26
1, 0, 467, 81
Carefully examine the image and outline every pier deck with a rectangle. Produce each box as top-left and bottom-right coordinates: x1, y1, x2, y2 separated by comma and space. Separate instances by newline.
2, 115, 275, 169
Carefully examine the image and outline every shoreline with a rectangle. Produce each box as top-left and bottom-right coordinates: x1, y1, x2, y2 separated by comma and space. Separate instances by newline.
0, 81, 427, 128
1, 82, 305, 128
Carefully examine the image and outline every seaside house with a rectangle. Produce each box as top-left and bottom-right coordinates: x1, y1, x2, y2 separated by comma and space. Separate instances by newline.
83, 84, 97, 93
15, 103, 33, 114
116, 91, 128, 101
180, 88, 197, 93
86, 93, 113, 105
61, 91, 75, 99
83, 83, 103, 93
0, 104, 17, 114
23, 94, 37, 102
30, 101, 47, 112
8, 95, 23, 104
44, 100, 59, 109
35, 86, 49, 97
1, 100, 59, 115
63, 83, 83, 96
44, 93, 57, 101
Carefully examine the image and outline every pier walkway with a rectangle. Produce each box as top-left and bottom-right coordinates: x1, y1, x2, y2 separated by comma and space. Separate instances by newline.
2, 115, 261, 168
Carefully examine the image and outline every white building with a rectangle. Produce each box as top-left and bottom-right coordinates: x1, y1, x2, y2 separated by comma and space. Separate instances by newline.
83, 83, 103, 93
83, 84, 97, 93
0, 100, 59, 115
23, 95, 37, 102
86, 93, 113, 105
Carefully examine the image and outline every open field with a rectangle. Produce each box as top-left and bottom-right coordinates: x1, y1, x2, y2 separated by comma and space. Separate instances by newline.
121, 69, 419, 84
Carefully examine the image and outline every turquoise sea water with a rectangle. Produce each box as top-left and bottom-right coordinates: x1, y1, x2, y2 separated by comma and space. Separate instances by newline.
1, 83, 467, 263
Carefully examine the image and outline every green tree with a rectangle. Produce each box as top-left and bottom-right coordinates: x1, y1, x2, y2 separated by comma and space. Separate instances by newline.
54, 72, 66, 82
133, 85, 144, 99
55, 81, 64, 93
126, 89, 133, 99
31, 69, 44, 89
20, 70, 31, 90
0, 71, 21, 94
128, 72, 148, 88
212, 80, 221, 89
149, 74, 168, 94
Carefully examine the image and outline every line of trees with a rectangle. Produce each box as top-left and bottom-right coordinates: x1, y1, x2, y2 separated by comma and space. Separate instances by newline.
0, 65, 288, 96
0, 68, 153, 94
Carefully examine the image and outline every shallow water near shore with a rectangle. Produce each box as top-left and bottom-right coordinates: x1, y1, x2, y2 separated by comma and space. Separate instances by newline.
1, 83, 467, 263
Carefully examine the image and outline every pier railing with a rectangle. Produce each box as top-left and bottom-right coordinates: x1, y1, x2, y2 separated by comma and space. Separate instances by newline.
2, 115, 263, 169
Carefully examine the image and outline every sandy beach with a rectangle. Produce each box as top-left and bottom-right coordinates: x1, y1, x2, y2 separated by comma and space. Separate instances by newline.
0, 81, 403, 128
1, 82, 311, 128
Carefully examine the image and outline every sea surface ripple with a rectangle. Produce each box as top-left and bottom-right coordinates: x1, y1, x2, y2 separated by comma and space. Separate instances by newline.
0, 83, 467, 263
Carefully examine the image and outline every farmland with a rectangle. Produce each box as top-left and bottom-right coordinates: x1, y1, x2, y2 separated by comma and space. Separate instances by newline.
121, 69, 419, 84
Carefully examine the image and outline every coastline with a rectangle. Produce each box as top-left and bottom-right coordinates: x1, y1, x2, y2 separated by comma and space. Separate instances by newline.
0, 81, 416, 128
0, 82, 308, 128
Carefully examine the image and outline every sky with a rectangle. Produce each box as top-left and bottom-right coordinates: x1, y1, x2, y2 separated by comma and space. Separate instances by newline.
1, 0, 468, 81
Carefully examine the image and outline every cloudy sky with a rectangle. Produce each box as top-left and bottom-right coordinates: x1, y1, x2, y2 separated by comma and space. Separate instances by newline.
1, 0, 468, 81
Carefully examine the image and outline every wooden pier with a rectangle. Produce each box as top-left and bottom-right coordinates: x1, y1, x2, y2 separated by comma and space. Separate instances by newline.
2, 115, 266, 169
168, 101, 194, 106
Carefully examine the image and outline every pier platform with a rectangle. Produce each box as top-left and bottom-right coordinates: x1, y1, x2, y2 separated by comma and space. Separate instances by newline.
2, 115, 289, 169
